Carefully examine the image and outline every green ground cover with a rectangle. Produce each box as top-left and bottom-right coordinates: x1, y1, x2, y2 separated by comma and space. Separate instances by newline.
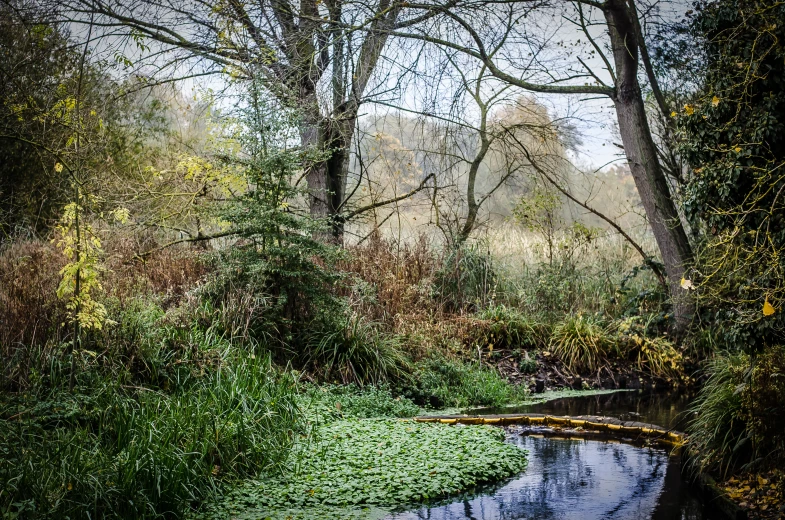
204, 418, 527, 520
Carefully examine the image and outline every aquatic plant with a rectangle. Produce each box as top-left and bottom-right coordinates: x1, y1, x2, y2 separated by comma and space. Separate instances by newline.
208, 419, 528, 518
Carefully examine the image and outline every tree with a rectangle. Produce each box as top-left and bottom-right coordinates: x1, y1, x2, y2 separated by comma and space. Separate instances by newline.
391, 0, 695, 331
59, 0, 457, 241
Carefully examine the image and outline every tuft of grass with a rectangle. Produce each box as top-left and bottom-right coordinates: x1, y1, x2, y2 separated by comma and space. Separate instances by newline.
305, 314, 408, 386
686, 352, 750, 478
550, 315, 612, 373
434, 243, 497, 312
470, 305, 548, 350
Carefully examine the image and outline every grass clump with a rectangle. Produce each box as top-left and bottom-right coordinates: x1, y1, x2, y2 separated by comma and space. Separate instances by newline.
208, 419, 527, 518
686, 352, 749, 477
304, 314, 408, 385
469, 305, 547, 351
550, 315, 612, 373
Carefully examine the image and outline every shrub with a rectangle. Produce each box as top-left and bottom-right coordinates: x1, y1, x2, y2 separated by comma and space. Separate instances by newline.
304, 314, 408, 386
550, 315, 612, 373
613, 317, 685, 381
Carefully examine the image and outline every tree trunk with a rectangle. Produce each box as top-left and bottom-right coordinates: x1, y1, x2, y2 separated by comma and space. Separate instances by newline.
301, 106, 357, 244
605, 0, 694, 334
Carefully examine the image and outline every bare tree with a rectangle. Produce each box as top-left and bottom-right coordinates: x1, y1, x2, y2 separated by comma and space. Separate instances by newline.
390, 0, 695, 331
59, 0, 462, 241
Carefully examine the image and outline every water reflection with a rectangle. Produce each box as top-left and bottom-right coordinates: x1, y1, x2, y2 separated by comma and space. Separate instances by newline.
390, 392, 707, 520
388, 435, 704, 520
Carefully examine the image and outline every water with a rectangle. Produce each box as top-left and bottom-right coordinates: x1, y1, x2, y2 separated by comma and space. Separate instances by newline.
468, 390, 696, 431
387, 391, 711, 520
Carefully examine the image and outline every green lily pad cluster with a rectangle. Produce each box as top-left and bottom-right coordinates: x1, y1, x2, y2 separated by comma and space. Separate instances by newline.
207, 418, 527, 518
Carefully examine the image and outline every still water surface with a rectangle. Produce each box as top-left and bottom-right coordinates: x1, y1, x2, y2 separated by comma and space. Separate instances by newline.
388, 391, 709, 520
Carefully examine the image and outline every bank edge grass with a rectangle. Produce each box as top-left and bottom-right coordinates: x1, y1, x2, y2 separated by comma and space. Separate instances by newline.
0, 353, 303, 519
549, 315, 613, 373
686, 352, 750, 478
400, 354, 527, 409
301, 383, 421, 422
205, 419, 527, 520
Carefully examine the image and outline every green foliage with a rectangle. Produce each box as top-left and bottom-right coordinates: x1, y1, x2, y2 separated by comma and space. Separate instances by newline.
549, 315, 612, 373
679, 0, 785, 350
470, 304, 547, 351
399, 355, 526, 409
207, 419, 527, 518
741, 346, 785, 470
0, 353, 302, 519
304, 315, 408, 386
300, 384, 420, 422
209, 86, 342, 344
687, 352, 750, 477
613, 317, 685, 381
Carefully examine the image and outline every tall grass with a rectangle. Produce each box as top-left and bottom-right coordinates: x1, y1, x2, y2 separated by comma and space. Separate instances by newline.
0, 353, 303, 519
304, 314, 408, 385
686, 352, 750, 478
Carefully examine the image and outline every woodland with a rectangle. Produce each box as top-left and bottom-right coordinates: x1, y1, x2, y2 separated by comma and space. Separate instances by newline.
0, 0, 783, 518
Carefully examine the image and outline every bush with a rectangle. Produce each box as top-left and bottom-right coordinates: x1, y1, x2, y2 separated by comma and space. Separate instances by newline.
0, 353, 303, 519
613, 317, 685, 381
550, 315, 612, 373
304, 314, 408, 386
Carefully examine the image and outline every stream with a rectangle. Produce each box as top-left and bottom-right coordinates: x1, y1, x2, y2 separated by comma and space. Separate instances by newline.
387, 391, 711, 520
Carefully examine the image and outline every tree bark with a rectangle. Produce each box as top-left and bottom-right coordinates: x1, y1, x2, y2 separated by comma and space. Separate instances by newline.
604, 0, 694, 334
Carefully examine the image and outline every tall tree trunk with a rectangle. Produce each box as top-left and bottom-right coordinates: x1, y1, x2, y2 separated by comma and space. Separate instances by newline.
605, 0, 694, 334
301, 106, 357, 243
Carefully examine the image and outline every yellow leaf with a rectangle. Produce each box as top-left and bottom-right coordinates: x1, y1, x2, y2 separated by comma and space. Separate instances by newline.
763, 297, 776, 316
684, 104, 694, 116
712, 96, 720, 107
